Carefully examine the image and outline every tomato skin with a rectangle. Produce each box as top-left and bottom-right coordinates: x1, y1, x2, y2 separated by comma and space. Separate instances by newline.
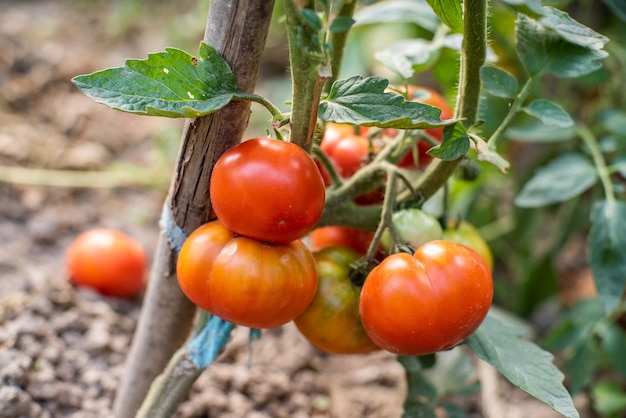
442, 220, 494, 270
65, 228, 147, 298
294, 246, 380, 354
321, 132, 371, 178
210, 138, 326, 244
176, 221, 318, 329
380, 208, 443, 252
175, 221, 237, 311
309, 226, 374, 255
359, 240, 493, 356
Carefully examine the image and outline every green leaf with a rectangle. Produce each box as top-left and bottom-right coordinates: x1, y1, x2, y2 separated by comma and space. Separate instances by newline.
72, 43, 237, 118
516, 13, 608, 78
591, 381, 626, 417
425, 0, 463, 33
596, 320, 626, 378
480, 66, 519, 99
353, 0, 440, 32
522, 99, 574, 127
499, 0, 544, 15
599, 109, 626, 137
515, 153, 598, 208
539, 7, 609, 50
588, 200, 626, 314
375, 38, 444, 77
428, 123, 469, 161
300, 8, 323, 31
505, 120, 576, 143
319, 76, 455, 129
466, 316, 580, 418
398, 356, 438, 418
329, 16, 355, 33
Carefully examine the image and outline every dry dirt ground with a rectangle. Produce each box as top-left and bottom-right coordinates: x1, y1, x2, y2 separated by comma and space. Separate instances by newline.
0, 2, 586, 417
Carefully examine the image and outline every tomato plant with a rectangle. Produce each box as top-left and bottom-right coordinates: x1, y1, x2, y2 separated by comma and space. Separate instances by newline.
359, 240, 493, 356
176, 220, 318, 329
71, 0, 616, 415
65, 228, 147, 299
442, 220, 494, 270
294, 246, 380, 354
210, 137, 326, 243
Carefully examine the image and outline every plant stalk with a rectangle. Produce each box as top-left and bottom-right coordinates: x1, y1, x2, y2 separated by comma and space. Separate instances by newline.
283, 0, 330, 150
113, 1, 275, 416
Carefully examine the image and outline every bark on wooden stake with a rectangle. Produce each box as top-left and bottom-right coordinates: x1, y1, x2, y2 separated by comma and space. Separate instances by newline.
113, 2, 276, 416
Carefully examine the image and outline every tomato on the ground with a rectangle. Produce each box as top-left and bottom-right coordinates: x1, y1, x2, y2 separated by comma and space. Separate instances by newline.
210, 137, 325, 244
295, 246, 380, 354
65, 228, 147, 298
359, 240, 493, 356
176, 221, 318, 329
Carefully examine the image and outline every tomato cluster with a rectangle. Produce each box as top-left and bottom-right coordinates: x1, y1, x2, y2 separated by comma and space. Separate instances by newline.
175, 94, 494, 356
177, 137, 325, 329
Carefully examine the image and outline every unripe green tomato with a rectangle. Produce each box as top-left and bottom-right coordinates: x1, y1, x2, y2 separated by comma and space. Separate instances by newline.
380, 208, 443, 252
294, 246, 380, 354
441, 220, 493, 270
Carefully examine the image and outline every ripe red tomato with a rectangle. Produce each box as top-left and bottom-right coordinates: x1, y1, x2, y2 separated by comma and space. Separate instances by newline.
359, 240, 493, 356
65, 228, 147, 298
176, 221, 318, 329
442, 220, 494, 270
309, 225, 374, 255
294, 246, 380, 354
210, 137, 326, 244
320, 130, 371, 178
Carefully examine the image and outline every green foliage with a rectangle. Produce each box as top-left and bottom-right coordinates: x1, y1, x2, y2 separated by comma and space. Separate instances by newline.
318, 75, 453, 129
466, 315, 579, 418
425, 0, 463, 33
522, 99, 573, 128
480, 66, 519, 99
589, 200, 626, 314
72, 43, 237, 117
515, 153, 598, 208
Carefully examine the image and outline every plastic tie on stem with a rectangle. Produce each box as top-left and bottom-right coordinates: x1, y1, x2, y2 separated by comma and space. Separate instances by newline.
188, 315, 235, 369
159, 204, 187, 253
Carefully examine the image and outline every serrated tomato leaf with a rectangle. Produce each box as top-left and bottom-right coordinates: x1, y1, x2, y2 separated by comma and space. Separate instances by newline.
353, 0, 439, 32
428, 123, 469, 160
72, 42, 237, 118
522, 99, 574, 128
466, 315, 580, 418
515, 153, 597, 208
425, 0, 463, 33
589, 200, 626, 314
516, 13, 608, 78
319, 76, 455, 129
480, 66, 519, 99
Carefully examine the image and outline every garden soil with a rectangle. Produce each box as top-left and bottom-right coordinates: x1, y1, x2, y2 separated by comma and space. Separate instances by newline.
0, 2, 585, 417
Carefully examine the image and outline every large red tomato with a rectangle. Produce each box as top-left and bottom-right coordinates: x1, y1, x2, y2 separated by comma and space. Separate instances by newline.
176, 221, 318, 329
65, 228, 147, 298
294, 246, 380, 354
359, 240, 493, 356
210, 137, 326, 244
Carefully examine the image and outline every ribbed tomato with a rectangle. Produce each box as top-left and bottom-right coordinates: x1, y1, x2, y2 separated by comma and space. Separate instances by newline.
359, 240, 493, 355
176, 221, 318, 329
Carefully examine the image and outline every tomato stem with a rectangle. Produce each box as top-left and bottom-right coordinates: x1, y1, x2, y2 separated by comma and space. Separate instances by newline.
578, 124, 616, 208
